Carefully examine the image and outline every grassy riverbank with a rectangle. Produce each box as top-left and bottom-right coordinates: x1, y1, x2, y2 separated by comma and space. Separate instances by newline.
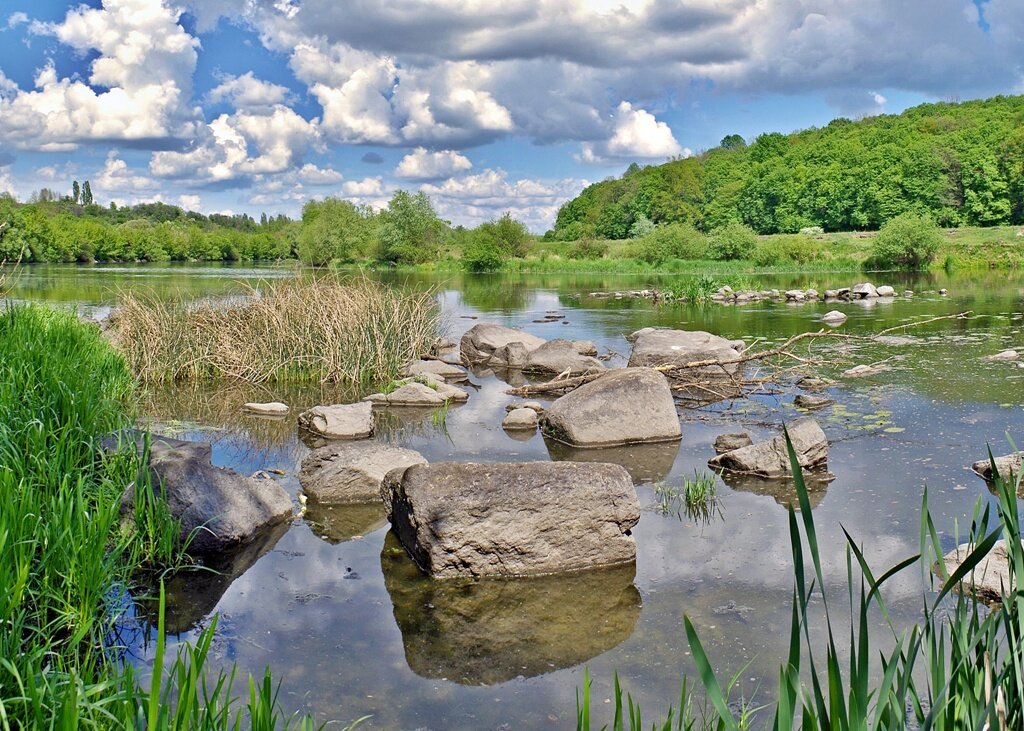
0, 305, 345, 729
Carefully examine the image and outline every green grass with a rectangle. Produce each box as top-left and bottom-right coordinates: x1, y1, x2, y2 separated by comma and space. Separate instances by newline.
0, 305, 364, 729
653, 472, 720, 524
580, 431, 1024, 730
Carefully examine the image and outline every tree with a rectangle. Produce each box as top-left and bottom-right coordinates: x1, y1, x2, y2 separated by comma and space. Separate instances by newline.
629, 213, 655, 238
81, 181, 93, 206
297, 198, 376, 265
376, 191, 448, 264
868, 212, 941, 270
720, 134, 746, 149
72, 181, 80, 205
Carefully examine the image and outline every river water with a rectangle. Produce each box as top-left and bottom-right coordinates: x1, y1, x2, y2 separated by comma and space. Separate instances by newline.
10, 263, 1024, 729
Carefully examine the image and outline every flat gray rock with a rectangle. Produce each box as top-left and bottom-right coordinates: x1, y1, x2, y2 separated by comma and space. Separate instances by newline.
708, 417, 828, 477
852, 282, 879, 298
381, 461, 640, 578
461, 323, 545, 365
626, 328, 745, 378
300, 442, 427, 503
524, 339, 604, 375
714, 432, 752, 454
298, 402, 374, 439
502, 407, 539, 431
404, 359, 468, 381
983, 349, 1020, 362
794, 394, 834, 410
242, 401, 289, 416
970, 453, 1022, 481
542, 368, 681, 447
821, 310, 847, 325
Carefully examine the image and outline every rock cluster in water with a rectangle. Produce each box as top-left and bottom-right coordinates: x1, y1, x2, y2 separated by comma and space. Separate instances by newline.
588, 281, 913, 305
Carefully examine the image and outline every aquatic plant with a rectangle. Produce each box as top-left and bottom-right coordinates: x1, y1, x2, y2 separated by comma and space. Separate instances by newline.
652, 472, 720, 525
113, 276, 442, 385
669, 274, 720, 304
579, 430, 1024, 730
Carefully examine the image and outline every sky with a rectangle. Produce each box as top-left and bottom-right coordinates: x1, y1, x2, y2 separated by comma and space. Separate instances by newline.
0, 0, 1020, 230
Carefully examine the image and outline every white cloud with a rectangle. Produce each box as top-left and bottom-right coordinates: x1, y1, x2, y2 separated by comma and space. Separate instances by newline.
0, 0, 200, 149
6, 12, 28, 29
208, 72, 291, 111
96, 151, 157, 192
578, 101, 683, 164
178, 193, 201, 210
294, 163, 344, 185
342, 177, 384, 196
394, 148, 472, 181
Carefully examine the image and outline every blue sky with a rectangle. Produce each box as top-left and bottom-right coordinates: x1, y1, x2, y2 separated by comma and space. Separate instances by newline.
0, 0, 1019, 229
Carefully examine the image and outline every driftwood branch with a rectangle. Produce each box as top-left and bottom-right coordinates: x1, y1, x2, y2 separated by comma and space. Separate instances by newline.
504, 311, 971, 398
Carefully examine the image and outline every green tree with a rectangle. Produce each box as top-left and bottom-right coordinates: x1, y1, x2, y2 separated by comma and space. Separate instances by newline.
868, 212, 942, 270
81, 181, 93, 206
707, 222, 758, 261
72, 181, 80, 205
720, 134, 746, 149
377, 191, 448, 264
298, 198, 376, 265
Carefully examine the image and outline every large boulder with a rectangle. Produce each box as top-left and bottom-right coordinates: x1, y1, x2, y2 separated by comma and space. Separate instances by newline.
626, 328, 745, 378
942, 539, 1023, 602
541, 368, 681, 447
708, 417, 828, 477
460, 323, 545, 365
298, 402, 374, 439
381, 461, 640, 578
524, 339, 605, 375
851, 282, 879, 298
382, 531, 640, 684
121, 435, 293, 557
970, 453, 1022, 481
299, 441, 427, 503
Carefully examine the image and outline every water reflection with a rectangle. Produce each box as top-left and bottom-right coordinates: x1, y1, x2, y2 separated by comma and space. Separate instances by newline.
381, 532, 641, 685
719, 471, 832, 510
304, 502, 388, 543
545, 437, 681, 485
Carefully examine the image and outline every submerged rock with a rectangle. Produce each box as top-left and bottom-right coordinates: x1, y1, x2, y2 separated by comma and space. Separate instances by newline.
300, 441, 427, 503
713, 432, 753, 454
796, 376, 834, 390
502, 407, 539, 431
542, 368, 681, 447
381, 461, 640, 578
381, 531, 640, 684
708, 417, 828, 478
119, 435, 294, 557
821, 310, 847, 325
942, 539, 1023, 603
460, 323, 545, 365
298, 402, 374, 439
794, 394, 834, 410
524, 339, 604, 375
983, 349, 1020, 362
304, 502, 388, 544
970, 453, 1023, 481
842, 364, 888, 378
242, 401, 289, 416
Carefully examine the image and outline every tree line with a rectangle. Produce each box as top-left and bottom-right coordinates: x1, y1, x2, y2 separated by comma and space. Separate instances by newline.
551, 94, 1024, 239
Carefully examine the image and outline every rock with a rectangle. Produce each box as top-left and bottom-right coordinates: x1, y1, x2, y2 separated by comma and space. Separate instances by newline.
626, 328, 745, 377
805, 288, 819, 299
573, 339, 599, 356
714, 432, 753, 454
821, 310, 847, 325
903, 290, 914, 297
708, 417, 828, 477
381, 461, 640, 578
242, 401, 289, 416
298, 402, 374, 439
364, 380, 468, 406
836, 287, 852, 300
491, 341, 532, 368
939, 288, 948, 296
299, 442, 427, 503
524, 339, 605, 375
502, 407, 539, 431
505, 400, 544, 413
942, 539, 1023, 603
842, 364, 888, 378
823, 289, 838, 299
542, 368, 681, 447
983, 349, 1020, 362
970, 453, 1023, 481
120, 435, 293, 557
876, 285, 896, 297
796, 376, 833, 390
382, 532, 640, 684
785, 289, 805, 301
460, 323, 545, 365
794, 394, 833, 410
404, 359, 468, 382
852, 282, 879, 298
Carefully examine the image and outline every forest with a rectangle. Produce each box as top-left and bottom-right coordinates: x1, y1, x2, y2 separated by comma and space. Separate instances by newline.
551, 95, 1024, 239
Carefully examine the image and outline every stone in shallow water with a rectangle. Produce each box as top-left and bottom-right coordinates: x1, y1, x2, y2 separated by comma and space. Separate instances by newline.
298, 402, 374, 439
381, 531, 640, 684
523, 338, 604, 375
404, 359, 468, 381
300, 441, 427, 503
713, 432, 753, 454
942, 538, 1023, 603
821, 310, 847, 325
708, 417, 828, 478
794, 394, 834, 410
970, 453, 1022, 481
542, 368, 682, 447
460, 323, 545, 365
242, 401, 289, 416
381, 461, 640, 578
983, 349, 1019, 362
502, 407, 539, 431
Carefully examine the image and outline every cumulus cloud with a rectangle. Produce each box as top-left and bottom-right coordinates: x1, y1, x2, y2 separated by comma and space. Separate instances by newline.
394, 148, 472, 181
578, 101, 683, 164
178, 193, 201, 210
0, 0, 200, 149
208, 72, 291, 111
96, 151, 158, 192
342, 177, 384, 196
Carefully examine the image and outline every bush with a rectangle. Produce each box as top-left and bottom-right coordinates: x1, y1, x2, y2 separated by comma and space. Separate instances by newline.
633, 224, 708, 264
628, 213, 655, 238
707, 222, 758, 261
462, 237, 508, 271
566, 238, 609, 260
868, 212, 942, 270
751, 234, 822, 266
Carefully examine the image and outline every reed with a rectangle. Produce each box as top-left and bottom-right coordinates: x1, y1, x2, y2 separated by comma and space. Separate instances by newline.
112, 276, 442, 385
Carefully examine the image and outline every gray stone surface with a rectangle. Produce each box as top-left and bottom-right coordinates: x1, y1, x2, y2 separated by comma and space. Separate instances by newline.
300, 441, 427, 503
364, 381, 456, 406
298, 402, 374, 439
502, 407, 539, 431
942, 539, 1023, 602
821, 310, 848, 325
876, 285, 896, 297
708, 417, 828, 477
794, 394, 834, 410
970, 453, 1023, 481
852, 282, 879, 298
404, 359, 468, 381
983, 349, 1020, 362
381, 461, 640, 578
242, 401, 289, 416
524, 338, 605, 375
714, 432, 753, 454
121, 435, 293, 556
542, 368, 681, 447
626, 328, 745, 378
460, 323, 545, 365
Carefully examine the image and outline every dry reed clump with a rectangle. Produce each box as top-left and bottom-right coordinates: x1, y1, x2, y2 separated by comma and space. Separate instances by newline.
112, 277, 443, 384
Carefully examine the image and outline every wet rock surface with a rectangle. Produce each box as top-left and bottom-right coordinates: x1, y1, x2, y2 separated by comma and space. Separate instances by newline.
242, 401, 289, 416
523, 338, 604, 375
300, 441, 428, 503
942, 539, 1023, 603
970, 453, 1022, 481
713, 432, 753, 454
460, 323, 546, 365
502, 407, 539, 431
298, 402, 374, 439
381, 461, 640, 578
626, 328, 745, 377
708, 417, 828, 477
541, 368, 682, 447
